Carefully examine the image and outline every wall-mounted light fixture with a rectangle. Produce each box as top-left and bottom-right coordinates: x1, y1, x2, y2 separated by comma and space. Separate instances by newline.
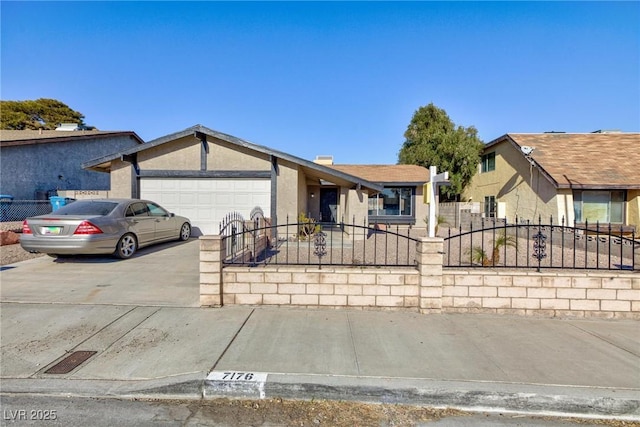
310, 192, 315, 198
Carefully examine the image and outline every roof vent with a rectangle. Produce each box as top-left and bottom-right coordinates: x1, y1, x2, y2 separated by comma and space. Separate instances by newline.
56, 123, 80, 131
592, 129, 621, 134
544, 131, 566, 134
314, 155, 334, 165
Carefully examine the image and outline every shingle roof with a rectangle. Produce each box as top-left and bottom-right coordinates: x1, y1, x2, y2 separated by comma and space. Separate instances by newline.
329, 164, 429, 184
492, 133, 640, 189
0, 129, 144, 146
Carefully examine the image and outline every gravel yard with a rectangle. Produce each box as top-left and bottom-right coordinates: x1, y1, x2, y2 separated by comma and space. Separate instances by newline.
0, 221, 45, 266
227, 225, 638, 272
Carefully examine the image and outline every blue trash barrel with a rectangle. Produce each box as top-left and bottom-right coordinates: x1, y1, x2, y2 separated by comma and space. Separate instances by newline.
0, 195, 14, 222
49, 196, 67, 211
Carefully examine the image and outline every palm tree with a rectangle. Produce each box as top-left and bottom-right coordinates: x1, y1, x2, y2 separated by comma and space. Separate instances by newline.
469, 231, 517, 266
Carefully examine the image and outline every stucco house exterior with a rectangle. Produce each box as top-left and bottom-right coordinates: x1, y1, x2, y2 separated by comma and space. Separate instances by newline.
463, 131, 640, 230
328, 164, 429, 226
0, 129, 143, 200
83, 125, 430, 236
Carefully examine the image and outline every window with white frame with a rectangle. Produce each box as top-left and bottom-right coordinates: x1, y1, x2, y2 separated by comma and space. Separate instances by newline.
573, 190, 625, 223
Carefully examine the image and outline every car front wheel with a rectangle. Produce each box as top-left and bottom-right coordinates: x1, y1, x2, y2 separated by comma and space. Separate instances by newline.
178, 223, 191, 241
115, 234, 137, 259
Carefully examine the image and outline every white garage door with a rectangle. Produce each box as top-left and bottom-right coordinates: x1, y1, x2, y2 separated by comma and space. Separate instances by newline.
140, 178, 271, 236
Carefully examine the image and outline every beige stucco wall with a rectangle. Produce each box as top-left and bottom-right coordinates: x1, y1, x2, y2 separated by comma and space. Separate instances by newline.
627, 190, 640, 230
344, 188, 368, 224
464, 141, 559, 222
137, 135, 200, 170
298, 168, 308, 219
415, 185, 428, 228
276, 159, 299, 227
306, 183, 321, 219
109, 159, 133, 198
207, 137, 271, 171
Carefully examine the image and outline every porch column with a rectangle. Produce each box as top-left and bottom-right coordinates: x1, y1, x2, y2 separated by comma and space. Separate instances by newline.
200, 235, 223, 307
417, 237, 444, 313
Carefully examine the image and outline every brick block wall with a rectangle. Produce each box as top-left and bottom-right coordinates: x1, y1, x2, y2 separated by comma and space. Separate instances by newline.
443, 270, 639, 319
201, 236, 639, 318
221, 266, 419, 310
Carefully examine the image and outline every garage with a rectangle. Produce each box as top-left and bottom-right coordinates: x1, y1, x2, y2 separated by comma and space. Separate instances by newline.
140, 178, 271, 235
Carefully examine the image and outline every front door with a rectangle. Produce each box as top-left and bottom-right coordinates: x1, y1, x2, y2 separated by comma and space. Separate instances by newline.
320, 188, 338, 223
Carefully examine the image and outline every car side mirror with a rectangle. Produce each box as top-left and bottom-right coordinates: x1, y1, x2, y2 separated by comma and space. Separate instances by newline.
169, 213, 175, 217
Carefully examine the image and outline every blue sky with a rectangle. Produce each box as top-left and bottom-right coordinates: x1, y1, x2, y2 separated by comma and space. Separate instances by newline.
2, 1, 638, 164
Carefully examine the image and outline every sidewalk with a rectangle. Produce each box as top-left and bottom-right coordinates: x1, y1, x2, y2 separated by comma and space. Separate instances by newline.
1, 302, 639, 420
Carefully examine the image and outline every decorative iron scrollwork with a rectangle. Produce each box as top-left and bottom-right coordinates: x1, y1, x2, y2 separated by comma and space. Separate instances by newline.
533, 230, 547, 269
314, 231, 327, 266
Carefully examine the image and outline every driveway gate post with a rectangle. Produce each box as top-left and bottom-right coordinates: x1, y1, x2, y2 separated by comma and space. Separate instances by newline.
200, 235, 223, 307
417, 237, 444, 313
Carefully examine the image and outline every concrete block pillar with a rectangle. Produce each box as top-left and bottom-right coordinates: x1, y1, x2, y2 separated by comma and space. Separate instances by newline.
417, 237, 444, 314
200, 235, 223, 307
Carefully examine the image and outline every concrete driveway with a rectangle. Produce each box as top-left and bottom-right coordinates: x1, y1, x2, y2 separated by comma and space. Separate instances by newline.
0, 239, 200, 307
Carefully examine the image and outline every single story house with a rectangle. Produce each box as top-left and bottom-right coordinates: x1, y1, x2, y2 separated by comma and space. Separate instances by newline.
463, 131, 640, 230
83, 125, 430, 236
328, 163, 429, 227
0, 128, 143, 200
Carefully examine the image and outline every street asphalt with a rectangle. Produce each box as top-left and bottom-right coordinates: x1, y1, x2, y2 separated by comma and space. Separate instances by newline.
1, 239, 638, 421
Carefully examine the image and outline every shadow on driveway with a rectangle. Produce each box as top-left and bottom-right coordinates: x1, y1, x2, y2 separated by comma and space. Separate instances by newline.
49, 238, 197, 264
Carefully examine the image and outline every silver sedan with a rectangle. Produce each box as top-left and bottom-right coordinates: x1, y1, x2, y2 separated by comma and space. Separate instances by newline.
20, 199, 191, 259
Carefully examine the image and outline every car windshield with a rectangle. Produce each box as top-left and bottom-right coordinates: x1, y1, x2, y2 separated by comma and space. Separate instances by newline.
53, 201, 119, 216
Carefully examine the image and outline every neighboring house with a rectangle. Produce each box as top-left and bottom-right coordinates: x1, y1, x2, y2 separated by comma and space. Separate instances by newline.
0, 129, 144, 200
83, 124, 430, 235
463, 131, 640, 230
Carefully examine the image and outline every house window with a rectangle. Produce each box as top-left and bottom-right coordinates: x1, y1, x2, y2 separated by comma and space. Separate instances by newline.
484, 196, 496, 217
481, 152, 495, 173
368, 187, 413, 217
573, 190, 625, 223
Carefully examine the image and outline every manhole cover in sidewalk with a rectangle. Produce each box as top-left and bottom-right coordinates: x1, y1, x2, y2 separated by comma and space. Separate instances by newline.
44, 351, 97, 374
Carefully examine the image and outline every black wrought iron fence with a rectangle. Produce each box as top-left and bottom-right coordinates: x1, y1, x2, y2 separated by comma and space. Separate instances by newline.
444, 216, 637, 271
221, 215, 420, 268
0, 200, 53, 225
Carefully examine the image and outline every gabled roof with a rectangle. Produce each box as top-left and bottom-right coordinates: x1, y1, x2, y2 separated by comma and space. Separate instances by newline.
329, 164, 429, 184
0, 129, 144, 147
83, 124, 384, 193
485, 132, 640, 190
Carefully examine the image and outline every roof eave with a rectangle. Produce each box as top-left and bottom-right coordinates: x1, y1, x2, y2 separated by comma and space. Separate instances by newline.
82, 125, 384, 193
557, 183, 640, 190
0, 131, 144, 148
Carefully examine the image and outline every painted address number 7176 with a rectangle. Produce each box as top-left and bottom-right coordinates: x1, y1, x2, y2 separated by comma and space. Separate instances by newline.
207, 371, 268, 382
222, 372, 254, 381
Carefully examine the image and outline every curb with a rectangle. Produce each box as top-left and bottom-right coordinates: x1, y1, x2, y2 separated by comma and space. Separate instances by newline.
2, 374, 639, 421
203, 373, 640, 421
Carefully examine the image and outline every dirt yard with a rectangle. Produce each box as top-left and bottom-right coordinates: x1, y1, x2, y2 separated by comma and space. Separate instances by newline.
0, 221, 44, 266
156, 398, 639, 426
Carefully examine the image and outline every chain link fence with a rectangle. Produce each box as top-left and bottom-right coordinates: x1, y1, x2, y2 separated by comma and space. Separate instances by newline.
0, 200, 53, 231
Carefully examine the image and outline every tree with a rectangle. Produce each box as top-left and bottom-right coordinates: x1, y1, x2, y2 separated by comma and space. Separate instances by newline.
398, 103, 484, 200
468, 231, 517, 266
0, 98, 85, 130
